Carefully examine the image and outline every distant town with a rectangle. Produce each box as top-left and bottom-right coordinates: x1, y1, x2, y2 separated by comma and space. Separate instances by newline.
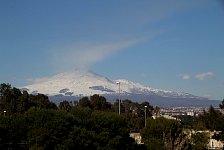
160, 107, 224, 118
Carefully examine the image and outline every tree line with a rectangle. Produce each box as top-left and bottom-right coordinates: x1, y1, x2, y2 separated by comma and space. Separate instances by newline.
0, 83, 224, 149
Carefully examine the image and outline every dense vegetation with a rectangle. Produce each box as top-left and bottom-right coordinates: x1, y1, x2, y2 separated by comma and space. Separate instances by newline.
0, 83, 224, 149
0, 83, 148, 149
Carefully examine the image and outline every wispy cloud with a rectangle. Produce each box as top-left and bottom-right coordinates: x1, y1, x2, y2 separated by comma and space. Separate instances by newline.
49, 1, 208, 72
51, 39, 143, 71
179, 74, 191, 80
195, 72, 215, 80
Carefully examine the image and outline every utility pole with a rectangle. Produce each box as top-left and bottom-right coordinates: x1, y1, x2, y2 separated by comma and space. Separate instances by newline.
116, 82, 121, 115
144, 106, 147, 127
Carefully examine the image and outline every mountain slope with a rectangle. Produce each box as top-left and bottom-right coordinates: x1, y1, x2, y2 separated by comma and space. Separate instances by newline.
24, 69, 220, 107
25, 70, 198, 98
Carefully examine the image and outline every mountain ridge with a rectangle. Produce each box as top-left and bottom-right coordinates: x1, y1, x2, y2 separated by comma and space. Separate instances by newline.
24, 69, 199, 98
24, 69, 220, 107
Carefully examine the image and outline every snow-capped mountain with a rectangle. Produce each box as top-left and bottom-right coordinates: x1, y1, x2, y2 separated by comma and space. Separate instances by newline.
24, 69, 219, 107
25, 69, 197, 98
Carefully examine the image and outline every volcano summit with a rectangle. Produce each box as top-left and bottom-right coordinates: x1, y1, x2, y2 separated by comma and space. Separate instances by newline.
24, 70, 220, 107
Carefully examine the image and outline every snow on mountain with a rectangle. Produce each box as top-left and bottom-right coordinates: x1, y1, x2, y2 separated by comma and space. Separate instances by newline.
24, 69, 201, 99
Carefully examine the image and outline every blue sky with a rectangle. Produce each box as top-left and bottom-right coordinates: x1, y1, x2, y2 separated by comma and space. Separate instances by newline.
0, 0, 224, 100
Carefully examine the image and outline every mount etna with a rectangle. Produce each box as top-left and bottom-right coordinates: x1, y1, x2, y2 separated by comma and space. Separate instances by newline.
23, 69, 220, 107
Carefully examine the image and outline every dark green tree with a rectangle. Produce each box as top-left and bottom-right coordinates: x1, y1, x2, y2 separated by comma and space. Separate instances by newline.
29, 94, 57, 109
0, 114, 28, 149
25, 109, 74, 149
0, 83, 23, 114
191, 132, 209, 150
65, 110, 140, 150
90, 94, 111, 111
197, 106, 224, 131
79, 97, 91, 108
17, 91, 30, 113
59, 100, 72, 112
219, 99, 224, 109
141, 117, 190, 150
